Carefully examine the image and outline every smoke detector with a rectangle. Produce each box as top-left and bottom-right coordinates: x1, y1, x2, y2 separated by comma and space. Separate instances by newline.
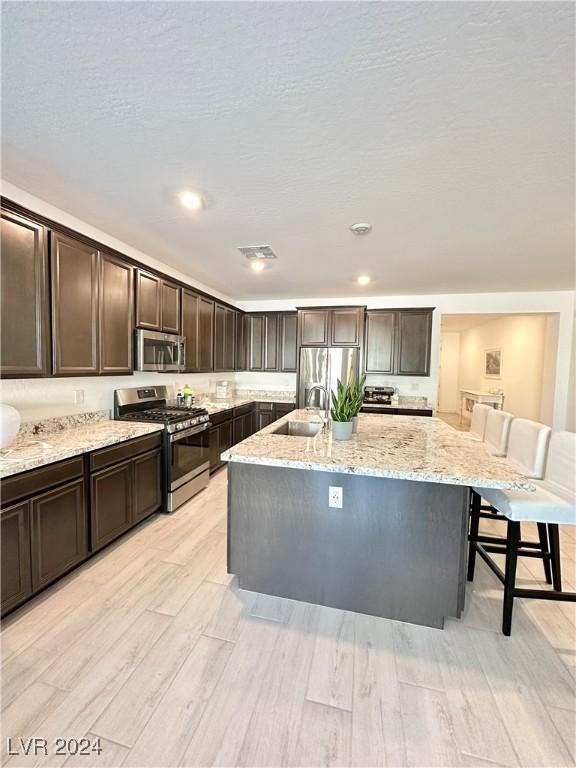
238, 245, 278, 261
350, 222, 372, 235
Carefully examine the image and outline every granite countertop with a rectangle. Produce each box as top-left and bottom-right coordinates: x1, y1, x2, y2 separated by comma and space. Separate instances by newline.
221, 409, 536, 491
198, 393, 296, 415
361, 401, 432, 412
0, 418, 164, 479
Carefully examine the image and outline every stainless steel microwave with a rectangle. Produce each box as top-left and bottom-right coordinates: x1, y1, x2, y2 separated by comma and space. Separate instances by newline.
134, 329, 186, 372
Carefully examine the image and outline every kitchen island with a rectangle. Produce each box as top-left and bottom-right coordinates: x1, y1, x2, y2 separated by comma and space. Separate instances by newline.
222, 409, 534, 628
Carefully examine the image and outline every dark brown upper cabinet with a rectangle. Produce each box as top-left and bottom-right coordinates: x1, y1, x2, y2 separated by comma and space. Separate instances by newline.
0, 210, 50, 377
364, 308, 433, 376
299, 307, 364, 347
214, 304, 236, 371
364, 311, 396, 374
331, 308, 364, 346
135, 269, 161, 330
246, 313, 296, 373
299, 309, 330, 346
182, 289, 200, 371
99, 253, 133, 374
279, 313, 298, 372
161, 281, 181, 334
135, 269, 181, 334
235, 313, 247, 371
197, 296, 214, 371
247, 314, 265, 371
396, 309, 433, 376
263, 314, 279, 371
51, 232, 100, 376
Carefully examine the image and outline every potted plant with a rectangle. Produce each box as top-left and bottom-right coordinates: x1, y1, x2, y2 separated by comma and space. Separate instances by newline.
348, 374, 366, 432
330, 378, 356, 440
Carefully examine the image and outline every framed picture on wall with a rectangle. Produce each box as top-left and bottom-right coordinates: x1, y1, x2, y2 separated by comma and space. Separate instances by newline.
485, 348, 502, 378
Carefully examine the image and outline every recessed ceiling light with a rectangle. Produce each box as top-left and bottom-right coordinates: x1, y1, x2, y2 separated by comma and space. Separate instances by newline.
251, 261, 265, 273
350, 222, 372, 235
178, 190, 203, 211
357, 275, 371, 286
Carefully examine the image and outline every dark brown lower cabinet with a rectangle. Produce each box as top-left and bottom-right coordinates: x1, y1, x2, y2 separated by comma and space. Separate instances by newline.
91, 460, 133, 551
30, 479, 87, 591
1, 501, 32, 614
90, 440, 163, 552
133, 449, 162, 522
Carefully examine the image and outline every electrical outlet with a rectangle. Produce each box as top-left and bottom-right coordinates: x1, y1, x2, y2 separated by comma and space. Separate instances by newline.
329, 486, 343, 508
73, 389, 85, 405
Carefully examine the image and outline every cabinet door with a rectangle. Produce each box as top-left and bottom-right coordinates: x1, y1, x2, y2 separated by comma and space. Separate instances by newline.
135, 269, 161, 330
161, 281, 181, 334
51, 232, 99, 375
90, 461, 132, 552
100, 253, 133, 374
198, 297, 214, 371
233, 415, 244, 446
264, 314, 279, 371
244, 411, 255, 438
279, 313, 297, 372
364, 311, 396, 374
209, 426, 221, 471
235, 313, 247, 371
133, 449, 162, 522
182, 290, 199, 371
0, 211, 50, 377
224, 309, 236, 370
396, 310, 433, 376
332, 308, 363, 346
30, 479, 87, 590
299, 309, 329, 346
213, 304, 226, 371
257, 411, 275, 430
1, 501, 32, 614
219, 420, 233, 454
247, 314, 264, 370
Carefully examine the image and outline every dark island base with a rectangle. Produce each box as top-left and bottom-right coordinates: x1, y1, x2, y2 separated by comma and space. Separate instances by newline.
227, 463, 469, 629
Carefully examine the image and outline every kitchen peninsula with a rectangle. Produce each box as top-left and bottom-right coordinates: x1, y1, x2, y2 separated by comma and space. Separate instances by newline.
222, 410, 535, 628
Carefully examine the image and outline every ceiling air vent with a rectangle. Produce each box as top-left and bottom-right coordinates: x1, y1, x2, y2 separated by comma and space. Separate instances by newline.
237, 245, 278, 261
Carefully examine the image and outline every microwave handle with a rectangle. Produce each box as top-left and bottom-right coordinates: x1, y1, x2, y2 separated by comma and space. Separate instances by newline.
179, 340, 186, 371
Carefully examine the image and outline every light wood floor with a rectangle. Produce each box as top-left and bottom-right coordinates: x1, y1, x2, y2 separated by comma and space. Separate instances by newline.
437, 412, 470, 432
2, 468, 575, 768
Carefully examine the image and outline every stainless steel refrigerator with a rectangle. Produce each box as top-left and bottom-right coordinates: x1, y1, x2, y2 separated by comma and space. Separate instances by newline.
297, 347, 360, 410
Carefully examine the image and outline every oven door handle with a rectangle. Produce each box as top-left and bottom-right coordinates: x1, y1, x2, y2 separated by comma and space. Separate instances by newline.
170, 423, 210, 442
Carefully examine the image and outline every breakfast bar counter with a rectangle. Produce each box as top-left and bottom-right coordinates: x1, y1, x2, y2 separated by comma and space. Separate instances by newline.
222, 410, 533, 628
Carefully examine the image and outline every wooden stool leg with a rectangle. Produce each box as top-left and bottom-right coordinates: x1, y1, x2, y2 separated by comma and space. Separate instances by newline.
548, 524, 563, 592
468, 491, 480, 582
502, 521, 521, 636
536, 522, 552, 584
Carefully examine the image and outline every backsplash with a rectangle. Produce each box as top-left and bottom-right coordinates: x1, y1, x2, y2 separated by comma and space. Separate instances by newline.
0, 371, 297, 423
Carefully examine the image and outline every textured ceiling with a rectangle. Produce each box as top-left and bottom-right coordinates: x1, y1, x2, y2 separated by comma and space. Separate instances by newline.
2, 2, 574, 299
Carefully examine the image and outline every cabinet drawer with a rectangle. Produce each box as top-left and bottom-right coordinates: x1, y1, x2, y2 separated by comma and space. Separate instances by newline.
233, 403, 253, 417
210, 409, 233, 426
1, 457, 84, 507
255, 402, 274, 412
274, 402, 295, 415
90, 432, 162, 472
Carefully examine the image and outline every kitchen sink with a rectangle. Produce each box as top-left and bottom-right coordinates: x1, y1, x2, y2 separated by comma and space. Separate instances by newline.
273, 420, 323, 437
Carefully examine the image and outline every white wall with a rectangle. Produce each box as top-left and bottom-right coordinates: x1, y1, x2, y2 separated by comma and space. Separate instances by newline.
438, 332, 461, 413
239, 293, 575, 430
458, 315, 549, 422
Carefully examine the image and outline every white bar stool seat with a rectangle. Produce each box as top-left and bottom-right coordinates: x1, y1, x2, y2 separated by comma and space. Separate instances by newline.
469, 403, 491, 441
483, 409, 514, 457
469, 431, 575, 635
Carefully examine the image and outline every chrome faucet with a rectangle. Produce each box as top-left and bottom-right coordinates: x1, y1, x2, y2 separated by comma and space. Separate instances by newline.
306, 385, 330, 431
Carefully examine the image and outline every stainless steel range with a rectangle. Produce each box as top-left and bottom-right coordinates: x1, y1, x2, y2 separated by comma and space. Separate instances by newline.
114, 386, 210, 512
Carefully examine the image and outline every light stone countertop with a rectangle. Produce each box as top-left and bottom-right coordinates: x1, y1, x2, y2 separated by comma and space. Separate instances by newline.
360, 401, 432, 412
221, 409, 536, 491
0, 419, 164, 479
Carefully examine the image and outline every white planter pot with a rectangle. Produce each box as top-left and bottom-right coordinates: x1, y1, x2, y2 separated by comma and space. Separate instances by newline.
0, 404, 21, 449
332, 421, 353, 441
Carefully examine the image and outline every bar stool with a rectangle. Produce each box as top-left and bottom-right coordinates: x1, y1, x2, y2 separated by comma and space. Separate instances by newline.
483, 409, 514, 456
468, 431, 573, 635
472, 418, 552, 578
469, 403, 491, 441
